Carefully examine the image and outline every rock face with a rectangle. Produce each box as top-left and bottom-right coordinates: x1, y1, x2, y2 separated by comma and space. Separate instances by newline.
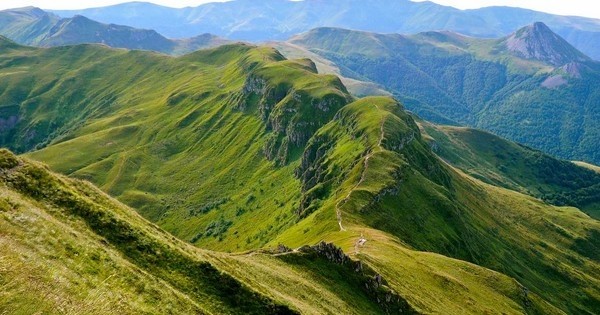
560, 61, 586, 78
241, 63, 351, 165
500, 22, 589, 66
294, 133, 336, 217
298, 242, 417, 314
541, 75, 567, 89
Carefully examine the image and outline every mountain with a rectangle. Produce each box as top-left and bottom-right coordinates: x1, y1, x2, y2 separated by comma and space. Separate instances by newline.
0, 38, 599, 313
50, 0, 600, 60
497, 22, 590, 66
0, 148, 415, 314
0, 151, 296, 314
0, 7, 228, 54
286, 23, 600, 165
0, 7, 58, 44
267, 41, 392, 97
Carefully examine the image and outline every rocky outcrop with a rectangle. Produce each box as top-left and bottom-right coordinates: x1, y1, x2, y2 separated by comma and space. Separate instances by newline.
241, 68, 351, 165
294, 133, 339, 217
561, 61, 585, 78
297, 242, 417, 314
541, 75, 567, 89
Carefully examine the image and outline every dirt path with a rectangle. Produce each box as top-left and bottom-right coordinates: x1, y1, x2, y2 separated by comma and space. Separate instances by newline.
335, 105, 386, 231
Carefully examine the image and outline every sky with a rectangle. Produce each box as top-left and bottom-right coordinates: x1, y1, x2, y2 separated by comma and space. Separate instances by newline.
412, 0, 600, 19
0, 0, 598, 19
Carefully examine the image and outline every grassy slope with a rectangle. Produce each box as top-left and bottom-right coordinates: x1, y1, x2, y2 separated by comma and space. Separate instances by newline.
2, 148, 429, 314
0, 150, 560, 315
268, 41, 391, 97
289, 27, 600, 164
419, 122, 600, 219
272, 97, 600, 314
0, 42, 347, 251
1, 40, 599, 313
0, 8, 58, 45
0, 149, 296, 314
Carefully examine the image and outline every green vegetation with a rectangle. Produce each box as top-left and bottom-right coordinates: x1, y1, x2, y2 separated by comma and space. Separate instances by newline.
420, 123, 600, 218
0, 41, 350, 251
2, 147, 566, 315
289, 24, 600, 164
0, 38, 599, 314
274, 97, 600, 314
0, 149, 295, 314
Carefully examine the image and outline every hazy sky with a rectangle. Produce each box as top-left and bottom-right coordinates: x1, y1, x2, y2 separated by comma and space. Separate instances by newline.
0, 0, 598, 19
412, 0, 600, 19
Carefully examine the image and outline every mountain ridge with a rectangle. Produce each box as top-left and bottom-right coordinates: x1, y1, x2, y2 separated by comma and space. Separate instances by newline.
48, 0, 600, 60
287, 23, 600, 165
0, 7, 228, 54
0, 145, 575, 314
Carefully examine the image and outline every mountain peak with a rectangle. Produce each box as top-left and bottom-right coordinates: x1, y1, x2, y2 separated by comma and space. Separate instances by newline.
499, 22, 589, 66
3, 6, 48, 18
68, 14, 95, 24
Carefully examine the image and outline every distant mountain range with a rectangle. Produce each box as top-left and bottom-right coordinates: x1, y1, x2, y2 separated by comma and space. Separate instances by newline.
286, 22, 600, 164
50, 0, 600, 60
0, 7, 228, 54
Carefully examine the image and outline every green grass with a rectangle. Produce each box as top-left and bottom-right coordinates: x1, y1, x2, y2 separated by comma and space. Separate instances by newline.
289, 26, 600, 165
0, 148, 570, 315
1, 39, 599, 314
272, 97, 600, 314
420, 122, 600, 219
4, 147, 567, 315
0, 42, 351, 252
0, 149, 296, 314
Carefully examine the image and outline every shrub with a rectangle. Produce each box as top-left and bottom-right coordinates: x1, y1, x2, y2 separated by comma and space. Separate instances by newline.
0, 149, 19, 169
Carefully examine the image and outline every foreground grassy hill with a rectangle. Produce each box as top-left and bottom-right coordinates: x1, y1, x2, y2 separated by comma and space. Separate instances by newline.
3, 148, 449, 314
0, 139, 570, 315
0, 148, 296, 314
1, 39, 599, 313
0, 148, 566, 315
